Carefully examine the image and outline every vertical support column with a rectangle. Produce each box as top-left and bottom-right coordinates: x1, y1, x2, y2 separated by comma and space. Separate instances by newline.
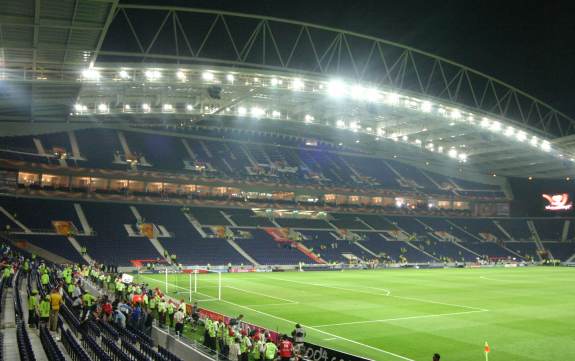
189, 272, 192, 302
165, 267, 169, 294
218, 272, 222, 301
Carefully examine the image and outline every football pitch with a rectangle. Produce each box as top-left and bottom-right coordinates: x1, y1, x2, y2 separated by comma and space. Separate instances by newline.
134, 267, 575, 361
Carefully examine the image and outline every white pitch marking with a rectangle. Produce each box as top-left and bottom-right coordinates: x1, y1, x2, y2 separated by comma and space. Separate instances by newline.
269, 277, 487, 312
268, 276, 391, 296
140, 275, 415, 361
243, 302, 300, 307
323, 337, 339, 341
225, 285, 299, 304
312, 310, 488, 328
479, 276, 507, 282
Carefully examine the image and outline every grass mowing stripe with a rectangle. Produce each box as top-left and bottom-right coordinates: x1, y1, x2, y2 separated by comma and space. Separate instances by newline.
312, 310, 488, 328
224, 285, 299, 304
267, 276, 392, 296
139, 275, 415, 361
269, 276, 488, 312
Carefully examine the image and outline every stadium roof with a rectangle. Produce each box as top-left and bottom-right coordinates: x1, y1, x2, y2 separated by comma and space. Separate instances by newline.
1, 2, 574, 178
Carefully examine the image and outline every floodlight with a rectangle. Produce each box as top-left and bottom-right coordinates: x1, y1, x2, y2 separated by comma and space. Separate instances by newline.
202, 72, 215, 81
144, 70, 161, 81
123, 104, 131, 111
421, 101, 433, 113
272, 110, 281, 118
162, 104, 173, 112
118, 70, 130, 79
489, 121, 501, 132
504, 126, 515, 137
74, 104, 84, 112
142, 103, 151, 112
291, 78, 304, 91
226, 74, 235, 82
250, 107, 264, 117
304, 114, 314, 123
97, 103, 108, 113
186, 104, 194, 111
516, 130, 527, 142
385, 92, 400, 105
540, 140, 551, 152
327, 79, 346, 97
450, 109, 461, 119
480, 117, 490, 128
336, 120, 346, 129
448, 148, 458, 158
82, 69, 100, 80
176, 70, 187, 81
238, 107, 247, 116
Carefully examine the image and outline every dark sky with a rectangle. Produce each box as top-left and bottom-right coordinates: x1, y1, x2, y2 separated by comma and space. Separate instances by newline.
122, 0, 575, 119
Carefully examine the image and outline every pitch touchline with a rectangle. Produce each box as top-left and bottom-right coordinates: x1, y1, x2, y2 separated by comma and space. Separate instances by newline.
140, 275, 415, 361
312, 310, 488, 328
269, 276, 488, 312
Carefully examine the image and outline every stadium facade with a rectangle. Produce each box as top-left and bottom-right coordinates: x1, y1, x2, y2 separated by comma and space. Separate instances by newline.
0, 3, 574, 266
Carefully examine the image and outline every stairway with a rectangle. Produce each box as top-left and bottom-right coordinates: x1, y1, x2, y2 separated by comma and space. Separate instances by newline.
182, 212, 207, 238
527, 220, 550, 260
226, 239, 260, 266
67, 236, 94, 264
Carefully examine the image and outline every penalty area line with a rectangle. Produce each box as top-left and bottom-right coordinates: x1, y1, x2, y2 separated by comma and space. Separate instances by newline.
312, 310, 488, 328
140, 275, 415, 361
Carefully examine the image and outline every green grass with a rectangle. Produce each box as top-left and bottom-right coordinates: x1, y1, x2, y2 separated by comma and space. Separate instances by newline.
134, 267, 575, 361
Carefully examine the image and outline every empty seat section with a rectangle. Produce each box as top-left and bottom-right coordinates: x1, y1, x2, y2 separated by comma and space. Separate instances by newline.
20, 235, 84, 264
543, 242, 575, 261
80, 202, 159, 265
533, 219, 566, 242
233, 230, 309, 264
275, 218, 331, 228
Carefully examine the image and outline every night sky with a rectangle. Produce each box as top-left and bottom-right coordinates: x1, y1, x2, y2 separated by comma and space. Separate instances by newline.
121, 0, 575, 119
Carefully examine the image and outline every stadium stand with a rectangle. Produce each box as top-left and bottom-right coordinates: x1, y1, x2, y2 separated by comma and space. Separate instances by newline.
0, 128, 507, 199
2, 194, 574, 264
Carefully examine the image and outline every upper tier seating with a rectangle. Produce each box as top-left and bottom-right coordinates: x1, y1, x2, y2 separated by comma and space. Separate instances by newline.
0, 128, 506, 199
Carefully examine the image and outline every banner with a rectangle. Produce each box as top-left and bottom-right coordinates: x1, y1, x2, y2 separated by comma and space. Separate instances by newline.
301, 342, 373, 361
140, 223, 155, 238
52, 220, 72, 235
121, 273, 134, 284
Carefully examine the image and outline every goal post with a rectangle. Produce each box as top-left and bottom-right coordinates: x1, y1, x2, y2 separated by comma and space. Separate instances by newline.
153, 267, 223, 302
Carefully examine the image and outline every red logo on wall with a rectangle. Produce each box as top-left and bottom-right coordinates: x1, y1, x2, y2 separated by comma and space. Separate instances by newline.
542, 193, 573, 211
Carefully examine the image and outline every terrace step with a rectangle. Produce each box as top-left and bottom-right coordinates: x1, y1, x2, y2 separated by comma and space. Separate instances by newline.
226, 238, 260, 266
67, 236, 93, 264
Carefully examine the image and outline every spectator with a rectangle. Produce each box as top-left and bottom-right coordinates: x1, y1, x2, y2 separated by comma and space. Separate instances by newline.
38, 295, 51, 328
291, 323, 306, 348
173, 308, 185, 336
113, 309, 126, 328
158, 297, 167, 327
49, 287, 63, 331
263, 338, 277, 361
251, 333, 265, 361
240, 329, 252, 361
229, 337, 241, 361
27, 289, 39, 328
278, 334, 293, 361
433, 354, 441, 361
81, 290, 97, 321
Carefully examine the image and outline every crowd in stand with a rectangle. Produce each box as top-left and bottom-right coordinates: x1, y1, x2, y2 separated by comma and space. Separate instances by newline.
0, 245, 304, 361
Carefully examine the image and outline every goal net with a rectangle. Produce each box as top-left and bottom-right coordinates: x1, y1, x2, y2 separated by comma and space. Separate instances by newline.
158, 268, 222, 303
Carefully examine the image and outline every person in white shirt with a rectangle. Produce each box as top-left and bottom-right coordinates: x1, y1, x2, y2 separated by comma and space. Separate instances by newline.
229, 337, 241, 361
173, 309, 185, 335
